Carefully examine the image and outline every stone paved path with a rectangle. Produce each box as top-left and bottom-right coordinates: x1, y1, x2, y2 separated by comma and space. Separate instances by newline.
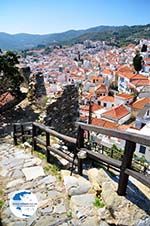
0, 140, 75, 226
0, 139, 149, 226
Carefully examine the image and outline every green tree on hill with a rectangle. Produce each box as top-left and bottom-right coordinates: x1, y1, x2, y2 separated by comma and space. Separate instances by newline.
133, 51, 143, 74
0, 51, 23, 95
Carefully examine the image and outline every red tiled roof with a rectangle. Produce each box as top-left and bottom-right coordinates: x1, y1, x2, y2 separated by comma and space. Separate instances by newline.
95, 84, 107, 93
118, 124, 131, 131
132, 98, 150, 110
99, 96, 114, 102
117, 65, 133, 74
91, 118, 119, 129
118, 72, 136, 80
91, 104, 103, 111
131, 79, 150, 87
144, 58, 150, 63
116, 93, 134, 100
102, 105, 130, 120
0, 92, 15, 108
102, 69, 112, 75
131, 74, 148, 81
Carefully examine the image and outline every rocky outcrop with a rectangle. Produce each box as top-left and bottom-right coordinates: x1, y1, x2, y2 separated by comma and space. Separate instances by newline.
45, 85, 79, 137
87, 168, 150, 226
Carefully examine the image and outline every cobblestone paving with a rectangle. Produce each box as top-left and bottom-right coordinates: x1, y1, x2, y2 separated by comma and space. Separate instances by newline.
1, 139, 149, 226
0, 139, 101, 226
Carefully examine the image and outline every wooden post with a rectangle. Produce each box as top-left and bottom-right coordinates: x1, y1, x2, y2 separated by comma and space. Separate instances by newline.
21, 124, 25, 143
78, 158, 83, 175
88, 100, 92, 140
117, 140, 136, 196
32, 123, 37, 151
13, 124, 17, 145
76, 126, 84, 175
46, 132, 50, 163
77, 126, 84, 149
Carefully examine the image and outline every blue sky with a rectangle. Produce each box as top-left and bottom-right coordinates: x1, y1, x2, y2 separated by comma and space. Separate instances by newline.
0, 0, 150, 34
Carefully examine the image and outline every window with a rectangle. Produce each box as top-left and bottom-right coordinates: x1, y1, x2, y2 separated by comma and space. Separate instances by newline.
104, 103, 107, 107
139, 145, 146, 154
98, 101, 101, 105
120, 77, 124, 82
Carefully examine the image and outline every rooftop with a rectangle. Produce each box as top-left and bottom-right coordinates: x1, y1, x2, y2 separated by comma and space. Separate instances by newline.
102, 105, 130, 120
132, 97, 150, 110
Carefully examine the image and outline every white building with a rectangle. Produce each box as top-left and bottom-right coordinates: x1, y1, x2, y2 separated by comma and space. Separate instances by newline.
127, 124, 150, 162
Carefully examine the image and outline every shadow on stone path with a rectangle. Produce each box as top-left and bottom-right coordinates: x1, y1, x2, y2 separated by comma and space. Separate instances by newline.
109, 174, 150, 214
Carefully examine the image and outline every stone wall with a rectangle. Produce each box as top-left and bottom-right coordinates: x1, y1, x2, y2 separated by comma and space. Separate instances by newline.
20, 66, 31, 85
45, 85, 79, 137
35, 73, 46, 98
28, 73, 46, 102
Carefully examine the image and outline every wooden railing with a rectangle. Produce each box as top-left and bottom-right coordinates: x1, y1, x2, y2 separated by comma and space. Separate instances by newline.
12, 121, 150, 196
13, 122, 78, 168
13, 122, 33, 145
76, 122, 150, 195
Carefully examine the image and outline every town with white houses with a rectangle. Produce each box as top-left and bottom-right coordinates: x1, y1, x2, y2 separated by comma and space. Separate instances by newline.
1, 1, 150, 225
18, 39, 150, 164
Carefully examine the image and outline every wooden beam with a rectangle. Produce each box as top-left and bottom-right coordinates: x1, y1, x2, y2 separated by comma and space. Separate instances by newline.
117, 140, 136, 196
33, 122, 76, 144
76, 122, 150, 146
76, 126, 84, 149
13, 124, 17, 145
13, 122, 33, 126
85, 148, 121, 169
76, 126, 85, 175
46, 132, 50, 163
47, 146, 78, 165
125, 168, 150, 188
21, 124, 25, 143
32, 124, 37, 151
34, 137, 46, 146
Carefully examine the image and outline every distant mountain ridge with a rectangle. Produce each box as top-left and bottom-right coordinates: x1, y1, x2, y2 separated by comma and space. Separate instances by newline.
0, 24, 150, 50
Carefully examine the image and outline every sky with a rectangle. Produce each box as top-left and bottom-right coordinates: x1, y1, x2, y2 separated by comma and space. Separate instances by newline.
0, 0, 150, 34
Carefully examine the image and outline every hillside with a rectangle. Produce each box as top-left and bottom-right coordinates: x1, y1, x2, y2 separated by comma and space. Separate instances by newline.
0, 24, 150, 50
69, 24, 150, 46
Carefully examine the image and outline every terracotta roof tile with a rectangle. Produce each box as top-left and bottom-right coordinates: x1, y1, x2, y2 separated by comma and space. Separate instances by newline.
132, 98, 150, 110
118, 72, 136, 80
130, 79, 150, 87
116, 93, 134, 100
117, 65, 133, 74
99, 96, 115, 102
91, 118, 119, 129
102, 105, 130, 120
91, 104, 103, 111
95, 84, 107, 94
131, 74, 148, 81
102, 69, 112, 75
0, 92, 14, 108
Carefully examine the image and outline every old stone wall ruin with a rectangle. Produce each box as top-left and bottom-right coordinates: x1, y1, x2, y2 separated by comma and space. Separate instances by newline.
45, 85, 79, 137
28, 73, 46, 102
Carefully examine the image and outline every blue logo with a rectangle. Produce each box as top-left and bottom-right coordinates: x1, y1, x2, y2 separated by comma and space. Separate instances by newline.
9, 190, 38, 218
